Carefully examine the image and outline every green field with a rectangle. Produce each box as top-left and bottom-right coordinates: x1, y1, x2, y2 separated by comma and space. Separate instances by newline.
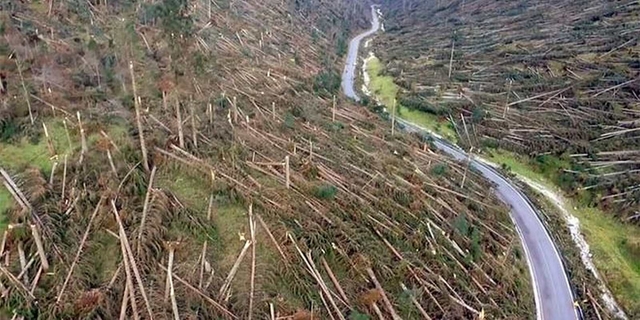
0, 119, 127, 230
364, 56, 457, 142
0, 120, 72, 225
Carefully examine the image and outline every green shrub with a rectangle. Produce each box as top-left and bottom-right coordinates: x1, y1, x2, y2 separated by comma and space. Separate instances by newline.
336, 35, 347, 57
359, 95, 371, 107
284, 112, 295, 129
139, 0, 193, 36
349, 311, 370, 320
399, 95, 448, 115
470, 228, 481, 261
313, 70, 340, 97
480, 138, 499, 149
326, 121, 344, 132
0, 118, 19, 142
453, 214, 469, 236
431, 163, 448, 176
471, 106, 486, 123
313, 184, 337, 199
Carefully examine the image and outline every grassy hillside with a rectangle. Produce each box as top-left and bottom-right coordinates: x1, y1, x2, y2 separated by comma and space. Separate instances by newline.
375, 0, 640, 317
0, 0, 535, 319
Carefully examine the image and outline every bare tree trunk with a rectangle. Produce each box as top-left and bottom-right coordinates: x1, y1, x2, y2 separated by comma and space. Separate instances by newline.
199, 195, 214, 289
391, 99, 396, 135
371, 303, 385, 320
129, 61, 150, 172
77, 112, 88, 164
112, 200, 154, 319
271, 102, 276, 120
16, 60, 34, 125
162, 91, 168, 111
285, 156, 290, 189
460, 147, 473, 189
166, 245, 179, 320
448, 38, 455, 79
332, 95, 336, 122
56, 198, 104, 303
190, 104, 198, 149
248, 204, 256, 320
270, 303, 275, 320
107, 149, 117, 176
119, 285, 130, 320
42, 123, 56, 157
321, 257, 349, 304
30, 225, 49, 271
175, 99, 185, 149
119, 229, 139, 320
233, 96, 238, 123
0, 168, 32, 212
503, 79, 512, 118
18, 242, 28, 284
366, 268, 401, 320
61, 154, 68, 200
218, 241, 251, 300
461, 113, 471, 146
160, 264, 237, 318
137, 166, 157, 255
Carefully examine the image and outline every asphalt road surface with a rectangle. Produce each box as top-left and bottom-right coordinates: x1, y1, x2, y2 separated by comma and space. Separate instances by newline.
340, 5, 380, 101
341, 5, 579, 320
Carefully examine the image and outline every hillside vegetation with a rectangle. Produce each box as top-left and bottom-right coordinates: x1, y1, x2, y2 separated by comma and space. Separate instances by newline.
0, 0, 535, 319
376, 0, 640, 316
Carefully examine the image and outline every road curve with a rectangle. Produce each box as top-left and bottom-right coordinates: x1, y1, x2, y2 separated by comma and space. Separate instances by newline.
341, 5, 380, 101
342, 5, 579, 320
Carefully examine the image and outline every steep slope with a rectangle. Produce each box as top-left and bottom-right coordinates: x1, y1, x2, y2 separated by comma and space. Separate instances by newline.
374, 0, 640, 317
0, 0, 533, 318
377, 0, 640, 218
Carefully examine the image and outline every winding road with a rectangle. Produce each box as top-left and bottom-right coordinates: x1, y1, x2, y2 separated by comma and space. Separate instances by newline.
342, 5, 579, 320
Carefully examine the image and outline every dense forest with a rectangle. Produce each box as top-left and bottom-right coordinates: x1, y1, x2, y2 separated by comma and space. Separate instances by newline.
0, 0, 535, 319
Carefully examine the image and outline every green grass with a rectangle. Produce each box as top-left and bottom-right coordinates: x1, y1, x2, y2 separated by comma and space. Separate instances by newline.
0, 190, 11, 229
156, 165, 289, 303
578, 207, 640, 313
0, 118, 127, 175
485, 148, 549, 184
0, 120, 71, 228
365, 56, 397, 108
397, 105, 457, 142
485, 148, 640, 314
0, 120, 72, 175
0, 119, 126, 230
365, 56, 456, 141
156, 166, 212, 212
